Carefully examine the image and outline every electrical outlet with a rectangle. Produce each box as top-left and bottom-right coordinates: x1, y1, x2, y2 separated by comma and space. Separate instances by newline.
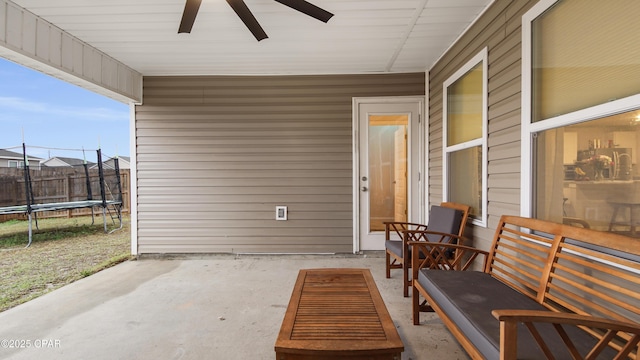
276, 206, 287, 220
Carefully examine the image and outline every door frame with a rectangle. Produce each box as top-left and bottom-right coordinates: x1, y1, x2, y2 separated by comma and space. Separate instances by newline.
352, 96, 426, 253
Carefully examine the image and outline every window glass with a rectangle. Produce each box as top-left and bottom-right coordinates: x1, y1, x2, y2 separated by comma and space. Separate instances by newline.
529, 0, 640, 237
532, 0, 640, 122
368, 115, 408, 231
447, 63, 483, 145
443, 49, 487, 225
535, 109, 640, 236
449, 146, 483, 219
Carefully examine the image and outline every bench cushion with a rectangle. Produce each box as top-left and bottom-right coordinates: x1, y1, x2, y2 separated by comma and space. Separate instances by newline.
418, 270, 616, 360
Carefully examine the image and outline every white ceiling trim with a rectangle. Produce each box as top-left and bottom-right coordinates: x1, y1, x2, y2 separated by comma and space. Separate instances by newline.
384, 0, 429, 72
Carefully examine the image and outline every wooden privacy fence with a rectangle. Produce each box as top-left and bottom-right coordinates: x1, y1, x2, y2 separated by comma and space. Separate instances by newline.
0, 167, 129, 222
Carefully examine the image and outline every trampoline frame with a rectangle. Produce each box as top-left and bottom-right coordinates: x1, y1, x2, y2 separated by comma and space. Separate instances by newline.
0, 145, 123, 247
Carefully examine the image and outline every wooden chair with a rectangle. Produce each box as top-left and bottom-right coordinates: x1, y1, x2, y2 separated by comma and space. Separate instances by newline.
384, 202, 470, 297
563, 216, 590, 228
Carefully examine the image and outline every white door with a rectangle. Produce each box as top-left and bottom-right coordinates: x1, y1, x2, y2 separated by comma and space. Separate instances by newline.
354, 98, 424, 251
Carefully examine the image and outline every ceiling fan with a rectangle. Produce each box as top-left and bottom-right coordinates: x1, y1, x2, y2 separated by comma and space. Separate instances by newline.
178, 0, 334, 41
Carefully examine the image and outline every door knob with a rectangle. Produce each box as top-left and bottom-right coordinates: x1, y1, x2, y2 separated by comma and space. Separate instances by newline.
361, 186, 368, 192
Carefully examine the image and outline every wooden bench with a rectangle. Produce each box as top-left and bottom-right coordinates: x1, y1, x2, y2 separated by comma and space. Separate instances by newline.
275, 268, 403, 360
409, 215, 640, 359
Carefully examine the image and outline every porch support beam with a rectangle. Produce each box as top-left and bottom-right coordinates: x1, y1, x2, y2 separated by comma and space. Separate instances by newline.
0, 0, 142, 104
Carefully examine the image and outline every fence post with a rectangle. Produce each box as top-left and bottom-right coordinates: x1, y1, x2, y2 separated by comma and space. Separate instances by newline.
66, 173, 71, 218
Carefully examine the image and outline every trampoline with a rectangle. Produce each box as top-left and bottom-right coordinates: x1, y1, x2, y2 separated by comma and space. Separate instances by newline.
0, 144, 123, 247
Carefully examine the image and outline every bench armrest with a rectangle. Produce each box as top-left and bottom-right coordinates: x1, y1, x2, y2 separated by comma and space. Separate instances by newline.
492, 309, 640, 360
408, 240, 489, 273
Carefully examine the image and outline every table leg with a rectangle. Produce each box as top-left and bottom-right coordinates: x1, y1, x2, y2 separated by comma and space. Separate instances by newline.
608, 204, 620, 232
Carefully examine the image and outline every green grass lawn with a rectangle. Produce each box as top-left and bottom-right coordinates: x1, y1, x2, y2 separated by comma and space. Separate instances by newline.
0, 215, 131, 312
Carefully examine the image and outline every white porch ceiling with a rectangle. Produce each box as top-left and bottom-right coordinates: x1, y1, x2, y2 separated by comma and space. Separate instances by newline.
10, 0, 492, 76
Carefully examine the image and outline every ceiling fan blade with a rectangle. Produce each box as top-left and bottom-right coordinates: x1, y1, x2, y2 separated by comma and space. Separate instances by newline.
178, 0, 202, 33
274, 0, 334, 23
226, 0, 268, 41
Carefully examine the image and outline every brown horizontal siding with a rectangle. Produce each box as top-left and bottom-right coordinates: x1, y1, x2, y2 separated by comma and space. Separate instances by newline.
428, 0, 538, 252
489, 172, 520, 189
136, 73, 424, 253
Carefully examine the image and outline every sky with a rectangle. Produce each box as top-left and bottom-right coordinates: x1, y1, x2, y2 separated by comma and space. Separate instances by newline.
0, 58, 130, 163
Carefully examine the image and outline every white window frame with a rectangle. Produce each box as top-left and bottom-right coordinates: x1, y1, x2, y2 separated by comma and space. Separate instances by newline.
442, 48, 489, 227
520, 0, 640, 217
8, 160, 23, 168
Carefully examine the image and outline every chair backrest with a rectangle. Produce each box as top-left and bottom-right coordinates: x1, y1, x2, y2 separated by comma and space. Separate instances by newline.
424, 205, 464, 242
440, 201, 471, 237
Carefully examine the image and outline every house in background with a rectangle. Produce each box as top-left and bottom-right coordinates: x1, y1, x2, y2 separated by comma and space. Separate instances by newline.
41, 155, 129, 170
0, 149, 43, 169
42, 156, 95, 168
92, 156, 130, 170
1, 0, 638, 255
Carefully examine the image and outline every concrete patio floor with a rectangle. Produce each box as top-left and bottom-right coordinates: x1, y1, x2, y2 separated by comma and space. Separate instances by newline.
0, 253, 468, 360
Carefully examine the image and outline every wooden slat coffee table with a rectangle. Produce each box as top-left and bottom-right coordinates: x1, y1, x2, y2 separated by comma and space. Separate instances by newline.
275, 268, 404, 360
